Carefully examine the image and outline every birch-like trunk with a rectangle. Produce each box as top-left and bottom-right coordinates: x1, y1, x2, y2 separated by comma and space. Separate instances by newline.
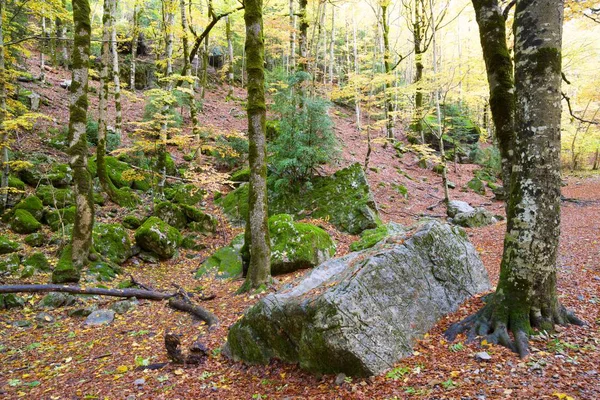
130, 0, 139, 90
298, 0, 308, 73
226, 15, 235, 98
289, 0, 296, 72
109, 0, 122, 139
180, 0, 199, 137
240, 0, 271, 292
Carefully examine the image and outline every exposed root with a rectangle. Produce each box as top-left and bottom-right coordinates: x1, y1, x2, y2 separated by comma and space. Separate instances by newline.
445, 298, 585, 358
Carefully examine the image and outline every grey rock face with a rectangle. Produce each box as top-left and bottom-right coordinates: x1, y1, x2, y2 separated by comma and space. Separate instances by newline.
85, 309, 115, 326
447, 200, 475, 218
225, 221, 490, 376
452, 208, 497, 228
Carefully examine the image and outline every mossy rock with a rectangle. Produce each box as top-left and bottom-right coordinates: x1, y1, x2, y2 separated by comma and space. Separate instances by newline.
11, 209, 42, 234
181, 234, 207, 251
349, 222, 406, 252
88, 156, 134, 189
45, 163, 73, 188
432, 164, 445, 174
8, 175, 25, 190
452, 208, 497, 228
36, 185, 74, 207
0, 253, 21, 275
123, 215, 144, 230
39, 291, 78, 309
230, 167, 250, 182
467, 177, 486, 195
181, 205, 217, 234
269, 214, 336, 275
23, 252, 51, 272
87, 261, 120, 282
0, 294, 25, 309
195, 235, 244, 279
44, 206, 76, 231
51, 245, 80, 283
134, 217, 182, 259
14, 195, 44, 221
165, 183, 205, 206
220, 163, 379, 235
154, 201, 187, 230
0, 236, 20, 254
93, 223, 132, 265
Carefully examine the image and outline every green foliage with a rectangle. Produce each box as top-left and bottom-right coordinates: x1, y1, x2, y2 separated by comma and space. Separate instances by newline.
269, 72, 340, 189
142, 89, 184, 128
470, 145, 501, 175
213, 134, 249, 169
386, 365, 411, 380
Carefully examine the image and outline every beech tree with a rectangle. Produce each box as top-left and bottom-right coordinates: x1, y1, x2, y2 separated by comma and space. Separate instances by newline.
239, 0, 271, 292
446, 0, 584, 356
52, 0, 94, 283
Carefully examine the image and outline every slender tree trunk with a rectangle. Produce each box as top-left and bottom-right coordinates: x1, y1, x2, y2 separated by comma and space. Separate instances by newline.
380, 2, 394, 140
0, 0, 8, 210
329, 6, 335, 84
226, 15, 235, 98
53, 0, 94, 283
39, 17, 47, 83
109, 0, 122, 139
446, 0, 582, 357
240, 0, 271, 292
413, 0, 425, 143
130, 0, 139, 90
298, 0, 308, 73
180, 0, 199, 137
593, 147, 599, 170
289, 0, 296, 73
352, 16, 360, 130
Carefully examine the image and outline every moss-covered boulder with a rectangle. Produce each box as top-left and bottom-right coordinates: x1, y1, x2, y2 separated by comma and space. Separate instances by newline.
8, 175, 25, 190
183, 206, 217, 234
349, 222, 406, 252
452, 208, 497, 228
220, 163, 379, 234
269, 214, 336, 275
134, 217, 182, 259
93, 223, 132, 264
0, 236, 20, 254
44, 206, 76, 231
14, 195, 44, 221
51, 245, 80, 283
23, 252, 51, 272
195, 235, 244, 279
0, 294, 25, 309
88, 156, 134, 189
0, 253, 21, 275
196, 215, 336, 278
165, 183, 205, 206
36, 185, 74, 208
224, 221, 490, 376
180, 233, 206, 250
87, 261, 120, 281
230, 167, 250, 182
154, 201, 187, 230
45, 163, 73, 188
24, 232, 47, 247
466, 177, 486, 195
11, 209, 42, 233
123, 215, 144, 230
39, 292, 78, 309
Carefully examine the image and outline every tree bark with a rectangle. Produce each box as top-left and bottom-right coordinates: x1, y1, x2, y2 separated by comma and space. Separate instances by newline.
0, 0, 8, 211
130, 0, 139, 90
58, 0, 94, 282
109, 0, 122, 139
298, 0, 308, 73
239, 0, 271, 292
446, 0, 583, 357
380, 1, 394, 140
180, 0, 199, 137
226, 15, 235, 98
413, 0, 425, 143
471, 0, 515, 186
289, 0, 296, 73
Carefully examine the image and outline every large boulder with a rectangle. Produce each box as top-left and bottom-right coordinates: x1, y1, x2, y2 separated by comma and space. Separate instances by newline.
93, 223, 132, 264
452, 208, 497, 228
14, 196, 44, 221
447, 200, 475, 218
220, 163, 379, 234
36, 185, 74, 208
134, 217, 182, 259
0, 236, 20, 254
165, 183, 205, 206
11, 209, 42, 234
225, 221, 490, 376
195, 215, 336, 278
44, 206, 76, 231
349, 222, 406, 252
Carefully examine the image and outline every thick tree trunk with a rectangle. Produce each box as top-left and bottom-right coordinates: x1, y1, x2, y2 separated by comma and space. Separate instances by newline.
54, 0, 94, 283
298, 0, 308, 73
471, 0, 515, 186
130, 0, 139, 90
180, 0, 199, 137
413, 0, 425, 143
239, 0, 271, 292
109, 0, 122, 139
446, 0, 583, 356
0, 0, 7, 211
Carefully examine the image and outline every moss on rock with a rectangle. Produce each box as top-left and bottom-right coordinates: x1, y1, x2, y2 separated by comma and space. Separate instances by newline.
45, 163, 73, 188
51, 245, 80, 283
0, 236, 20, 254
0, 294, 25, 309
23, 252, 51, 272
36, 185, 74, 208
24, 232, 47, 247
164, 183, 205, 206
8, 175, 25, 190
134, 217, 182, 259
122, 215, 144, 229
154, 201, 187, 230
93, 223, 132, 264
349, 222, 406, 252
230, 167, 250, 182
467, 177, 486, 195
14, 195, 44, 221
0, 253, 21, 275
44, 206, 77, 231
11, 209, 42, 234
195, 235, 244, 279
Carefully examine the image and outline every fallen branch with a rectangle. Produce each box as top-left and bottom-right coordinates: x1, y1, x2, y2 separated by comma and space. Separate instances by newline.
168, 298, 219, 327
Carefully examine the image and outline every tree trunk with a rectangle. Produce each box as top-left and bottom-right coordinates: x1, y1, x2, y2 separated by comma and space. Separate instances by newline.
54, 0, 94, 283
130, 0, 139, 90
239, 0, 271, 292
109, 0, 122, 139
329, 6, 335, 84
352, 16, 360, 130
180, 0, 199, 137
0, 0, 7, 211
380, 2, 394, 140
226, 15, 235, 98
446, 0, 582, 357
289, 0, 296, 72
413, 0, 425, 143
470, 0, 515, 187
298, 0, 308, 73
39, 17, 47, 83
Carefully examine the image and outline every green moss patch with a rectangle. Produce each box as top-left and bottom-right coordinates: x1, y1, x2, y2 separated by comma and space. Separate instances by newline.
11, 209, 42, 234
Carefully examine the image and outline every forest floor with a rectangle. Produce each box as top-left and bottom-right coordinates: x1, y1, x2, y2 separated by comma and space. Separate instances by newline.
0, 60, 599, 399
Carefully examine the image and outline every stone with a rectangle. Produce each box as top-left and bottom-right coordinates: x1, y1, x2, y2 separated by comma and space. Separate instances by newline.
447, 200, 475, 218
452, 208, 497, 228
349, 222, 406, 252
14, 196, 44, 221
28, 91, 41, 110
93, 223, 132, 264
88, 156, 136, 189
51, 245, 80, 283
220, 163, 379, 234
0, 293, 25, 309
35, 312, 55, 324
230, 167, 250, 182
11, 209, 42, 233
180, 234, 206, 251
0, 253, 21, 275
225, 221, 490, 376
87, 261, 120, 281
36, 185, 74, 208
165, 183, 205, 206
45, 164, 73, 188
0, 236, 20, 254
154, 201, 188, 229
134, 217, 182, 259
23, 252, 51, 272
110, 299, 137, 314
475, 352, 492, 361
195, 235, 244, 279
24, 232, 47, 247
85, 309, 115, 326
123, 215, 144, 230
467, 178, 486, 195
44, 206, 77, 231
68, 304, 98, 317
39, 292, 78, 309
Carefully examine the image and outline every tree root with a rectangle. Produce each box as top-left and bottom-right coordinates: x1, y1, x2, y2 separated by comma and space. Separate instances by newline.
445, 298, 585, 358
